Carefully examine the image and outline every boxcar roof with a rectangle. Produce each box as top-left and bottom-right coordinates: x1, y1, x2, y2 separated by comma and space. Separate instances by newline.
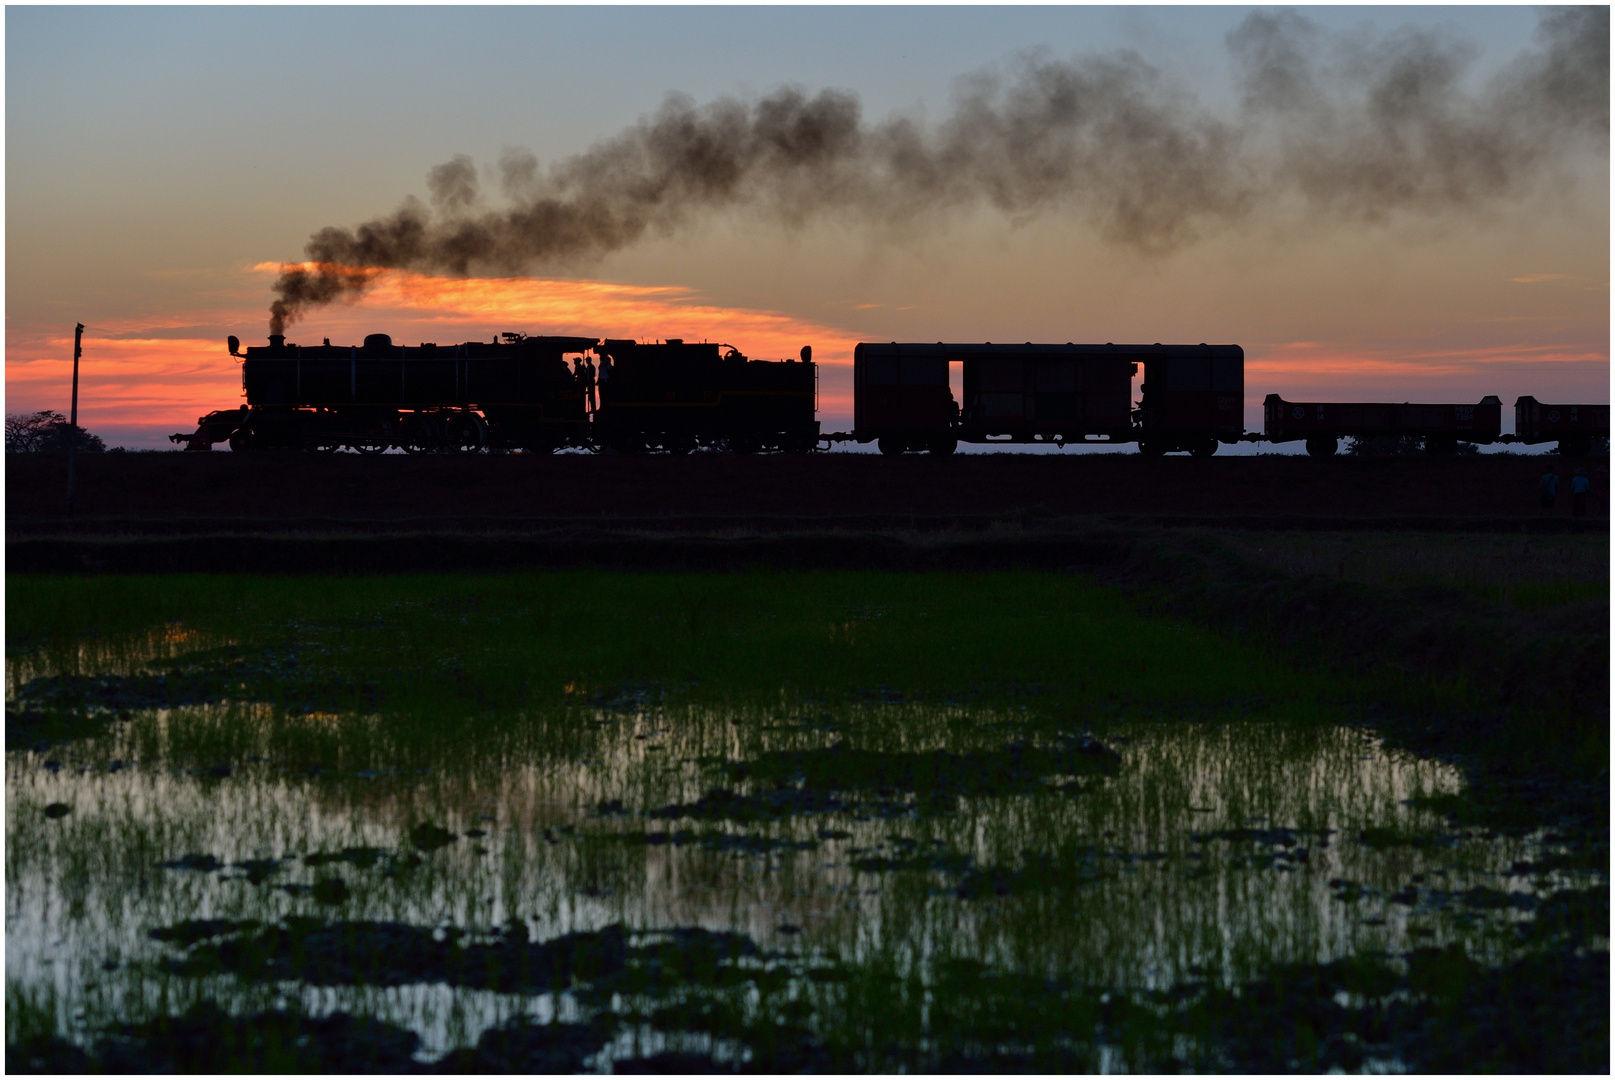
854, 342, 1242, 358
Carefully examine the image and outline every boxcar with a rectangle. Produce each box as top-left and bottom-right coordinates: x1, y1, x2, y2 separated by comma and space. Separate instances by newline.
1133, 344, 1245, 456
853, 342, 1241, 456
1264, 394, 1502, 457
852, 343, 958, 454
592, 339, 818, 454
1514, 397, 1610, 455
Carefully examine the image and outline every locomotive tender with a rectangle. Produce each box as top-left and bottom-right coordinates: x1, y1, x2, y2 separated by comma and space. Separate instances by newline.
173, 332, 1607, 456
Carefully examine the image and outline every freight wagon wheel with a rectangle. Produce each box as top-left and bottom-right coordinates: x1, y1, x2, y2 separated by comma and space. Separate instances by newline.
729, 436, 759, 455
1423, 436, 1457, 457
1137, 440, 1165, 457
930, 436, 958, 456
1305, 437, 1337, 458
1191, 438, 1218, 458
878, 437, 904, 457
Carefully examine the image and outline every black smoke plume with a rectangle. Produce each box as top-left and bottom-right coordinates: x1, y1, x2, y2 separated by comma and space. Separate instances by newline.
269, 7, 1607, 334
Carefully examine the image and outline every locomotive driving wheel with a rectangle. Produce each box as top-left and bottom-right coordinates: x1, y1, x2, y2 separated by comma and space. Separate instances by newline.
353, 420, 392, 455
447, 412, 488, 453
399, 414, 434, 453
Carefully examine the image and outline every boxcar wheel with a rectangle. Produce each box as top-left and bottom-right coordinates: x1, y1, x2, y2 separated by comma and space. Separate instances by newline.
1191, 438, 1218, 458
1305, 437, 1337, 458
1138, 440, 1166, 457
878, 437, 904, 457
930, 436, 957, 456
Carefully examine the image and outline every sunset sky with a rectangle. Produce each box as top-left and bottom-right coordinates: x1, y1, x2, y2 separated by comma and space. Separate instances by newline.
7, 6, 1607, 449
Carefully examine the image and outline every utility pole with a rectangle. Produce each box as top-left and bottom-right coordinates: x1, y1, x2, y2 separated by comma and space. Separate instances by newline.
66, 322, 84, 514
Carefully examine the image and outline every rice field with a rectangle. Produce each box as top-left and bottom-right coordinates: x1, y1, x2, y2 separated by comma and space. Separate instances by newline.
6, 572, 1606, 1071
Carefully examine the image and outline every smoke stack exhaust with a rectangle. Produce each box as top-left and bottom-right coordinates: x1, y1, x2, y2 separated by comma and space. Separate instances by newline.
266, 7, 1607, 333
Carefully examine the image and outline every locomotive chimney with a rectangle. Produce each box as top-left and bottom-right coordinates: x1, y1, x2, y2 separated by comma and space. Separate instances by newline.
269, 334, 286, 350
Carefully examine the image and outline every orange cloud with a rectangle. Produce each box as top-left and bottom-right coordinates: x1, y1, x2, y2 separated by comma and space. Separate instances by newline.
5, 335, 244, 444
249, 265, 859, 362
8, 269, 865, 445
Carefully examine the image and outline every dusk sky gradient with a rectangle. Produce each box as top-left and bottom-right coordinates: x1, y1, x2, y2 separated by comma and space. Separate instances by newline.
6, 5, 1608, 448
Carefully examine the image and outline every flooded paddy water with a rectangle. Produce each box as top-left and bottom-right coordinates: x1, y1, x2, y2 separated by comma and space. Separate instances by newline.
5, 573, 1606, 1071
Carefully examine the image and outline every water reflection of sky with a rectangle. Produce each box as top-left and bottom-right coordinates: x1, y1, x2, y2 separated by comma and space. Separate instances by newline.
5, 643, 1591, 1062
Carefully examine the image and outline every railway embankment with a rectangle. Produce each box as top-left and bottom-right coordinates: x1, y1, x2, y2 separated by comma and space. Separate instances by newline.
7, 449, 1611, 535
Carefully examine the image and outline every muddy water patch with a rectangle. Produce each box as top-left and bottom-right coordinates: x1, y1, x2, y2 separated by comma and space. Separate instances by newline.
6, 684, 1603, 1068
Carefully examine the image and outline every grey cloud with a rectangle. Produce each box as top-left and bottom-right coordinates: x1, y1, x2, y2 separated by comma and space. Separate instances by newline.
270, 7, 1607, 333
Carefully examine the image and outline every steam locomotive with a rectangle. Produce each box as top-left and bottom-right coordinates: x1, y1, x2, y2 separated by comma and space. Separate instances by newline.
175, 332, 818, 455
172, 333, 1608, 456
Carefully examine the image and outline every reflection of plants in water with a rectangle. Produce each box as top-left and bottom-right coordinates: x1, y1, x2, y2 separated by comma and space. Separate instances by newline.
6, 574, 1606, 1069
11, 688, 1578, 1065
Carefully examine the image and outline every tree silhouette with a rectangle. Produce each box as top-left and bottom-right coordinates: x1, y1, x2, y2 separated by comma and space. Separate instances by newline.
5, 410, 106, 453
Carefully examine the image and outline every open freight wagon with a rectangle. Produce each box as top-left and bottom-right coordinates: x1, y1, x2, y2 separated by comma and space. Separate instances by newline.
1263, 395, 1503, 457
850, 342, 1243, 455
1514, 397, 1610, 456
